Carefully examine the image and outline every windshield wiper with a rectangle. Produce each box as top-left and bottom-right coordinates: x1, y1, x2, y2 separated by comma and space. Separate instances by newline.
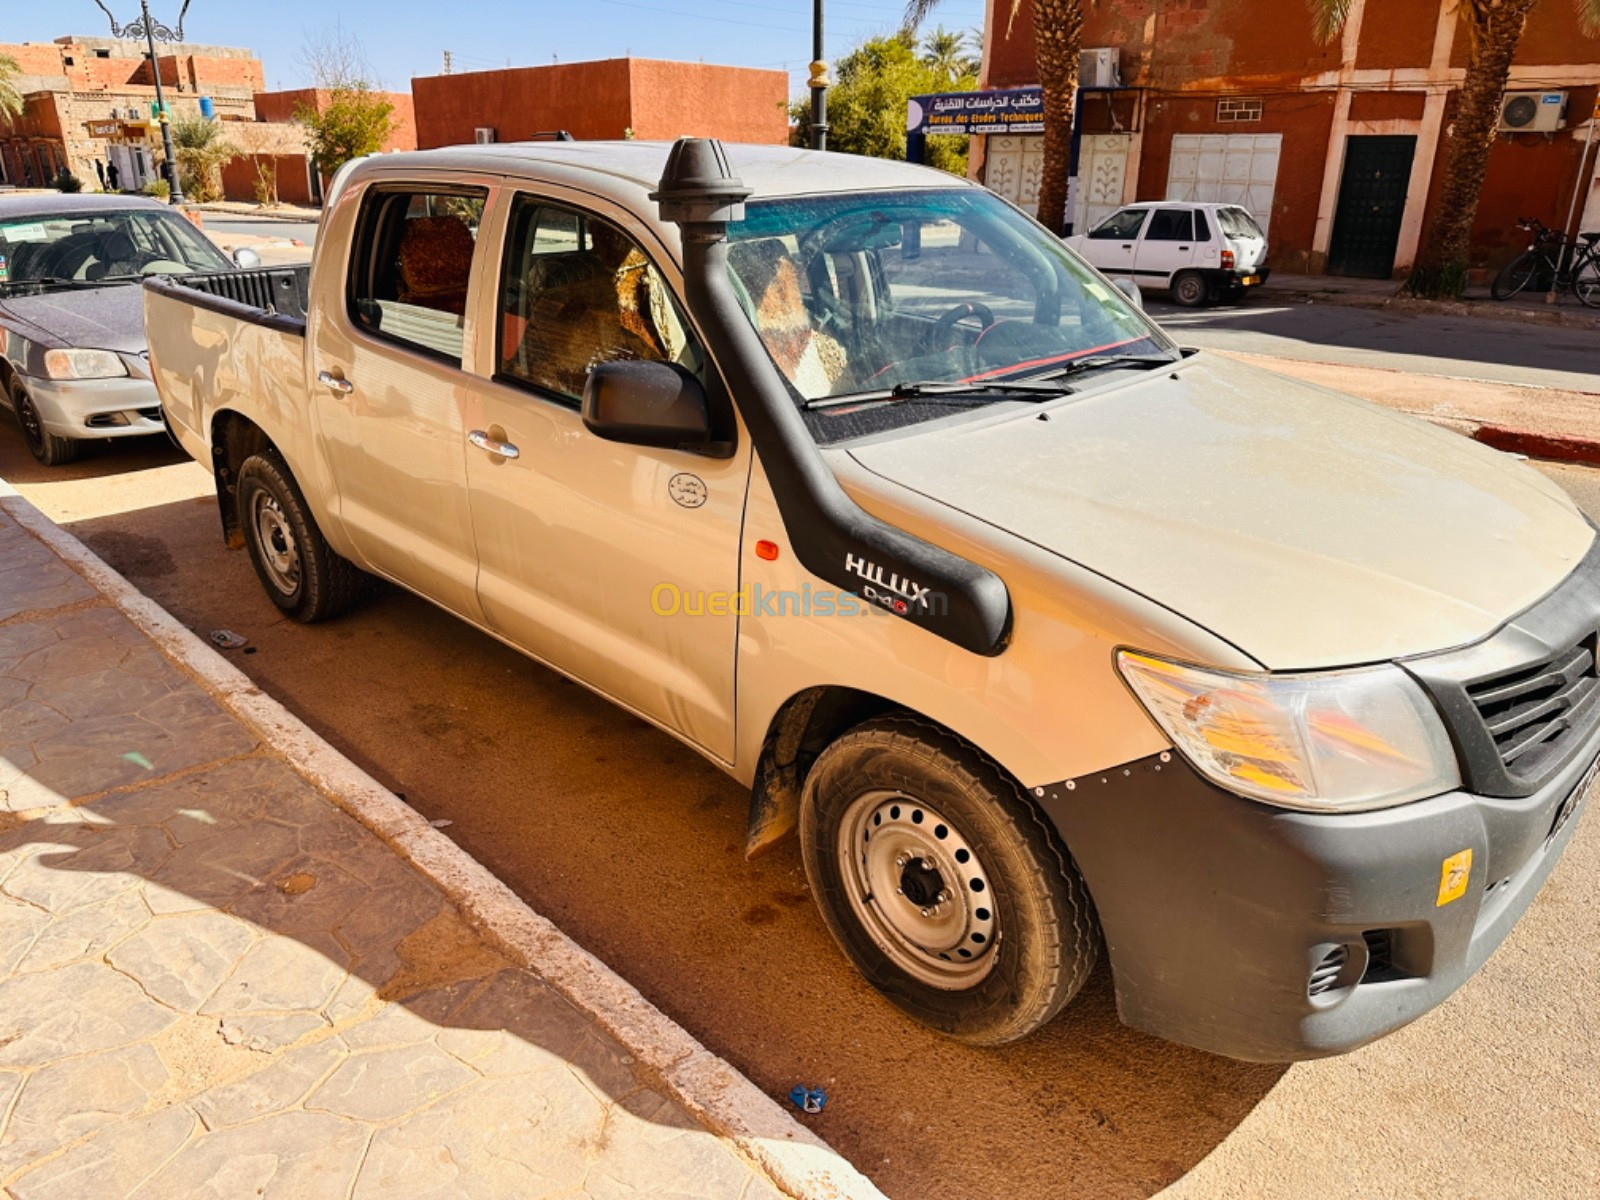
1027, 353, 1181, 381
803, 377, 1074, 411
0, 275, 104, 293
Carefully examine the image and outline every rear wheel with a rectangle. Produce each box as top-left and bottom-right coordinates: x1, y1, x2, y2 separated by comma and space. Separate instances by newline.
800, 714, 1100, 1045
1491, 250, 1546, 300
1171, 270, 1209, 308
236, 451, 364, 622
9, 378, 79, 467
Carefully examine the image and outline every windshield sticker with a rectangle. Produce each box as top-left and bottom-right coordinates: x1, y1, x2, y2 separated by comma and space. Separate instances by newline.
0, 255, 8, 283
0, 223, 48, 243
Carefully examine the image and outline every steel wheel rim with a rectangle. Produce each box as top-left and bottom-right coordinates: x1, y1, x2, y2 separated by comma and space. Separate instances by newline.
1176, 276, 1204, 304
837, 790, 999, 989
250, 491, 301, 596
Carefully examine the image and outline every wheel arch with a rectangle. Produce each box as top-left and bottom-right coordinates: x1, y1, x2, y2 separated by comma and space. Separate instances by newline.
209, 408, 280, 549
745, 685, 1041, 859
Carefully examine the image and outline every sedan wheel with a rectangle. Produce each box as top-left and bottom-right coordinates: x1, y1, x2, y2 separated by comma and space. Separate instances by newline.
9, 380, 80, 467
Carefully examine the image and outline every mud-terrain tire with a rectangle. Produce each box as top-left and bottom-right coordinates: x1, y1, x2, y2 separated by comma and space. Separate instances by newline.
800, 714, 1101, 1045
236, 451, 364, 622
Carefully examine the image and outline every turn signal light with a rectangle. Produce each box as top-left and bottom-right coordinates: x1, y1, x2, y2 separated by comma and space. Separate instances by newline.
755, 540, 780, 561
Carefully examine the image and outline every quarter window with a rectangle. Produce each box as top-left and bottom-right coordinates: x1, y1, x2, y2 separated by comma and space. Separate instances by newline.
1089, 208, 1148, 240
497, 197, 701, 402
347, 188, 487, 364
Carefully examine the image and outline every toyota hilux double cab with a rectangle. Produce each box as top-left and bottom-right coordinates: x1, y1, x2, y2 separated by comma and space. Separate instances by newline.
143, 139, 1599, 1061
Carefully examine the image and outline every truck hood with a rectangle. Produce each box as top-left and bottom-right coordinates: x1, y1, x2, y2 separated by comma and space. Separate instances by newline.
0, 282, 147, 354
847, 355, 1595, 669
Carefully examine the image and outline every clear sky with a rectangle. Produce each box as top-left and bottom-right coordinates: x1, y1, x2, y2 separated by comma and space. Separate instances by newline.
19, 0, 988, 99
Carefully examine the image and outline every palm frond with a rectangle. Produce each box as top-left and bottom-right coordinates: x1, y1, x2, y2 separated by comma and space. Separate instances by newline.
1577, 0, 1600, 38
1307, 0, 1356, 43
903, 0, 940, 31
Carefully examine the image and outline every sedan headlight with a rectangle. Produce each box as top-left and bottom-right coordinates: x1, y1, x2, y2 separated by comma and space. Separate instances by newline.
43, 349, 128, 380
1116, 651, 1460, 812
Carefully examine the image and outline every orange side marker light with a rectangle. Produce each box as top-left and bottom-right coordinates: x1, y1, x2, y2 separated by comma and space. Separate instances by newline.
755, 540, 780, 561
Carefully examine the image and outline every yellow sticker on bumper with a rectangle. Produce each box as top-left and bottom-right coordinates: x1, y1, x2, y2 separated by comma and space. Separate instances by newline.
1437, 849, 1472, 906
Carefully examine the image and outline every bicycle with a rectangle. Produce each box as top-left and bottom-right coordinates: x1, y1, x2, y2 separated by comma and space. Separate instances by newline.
1491, 217, 1600, 307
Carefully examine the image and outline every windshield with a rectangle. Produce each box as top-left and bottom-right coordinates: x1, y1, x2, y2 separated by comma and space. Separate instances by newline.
1216, 207, 1265, 240
0, 208, 232, 292
725, 188, 1171, 410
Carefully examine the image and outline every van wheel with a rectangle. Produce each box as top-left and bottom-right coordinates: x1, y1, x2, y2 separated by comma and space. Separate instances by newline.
10, 379, 79, 466
236, 451, 364, 623
800, 714, 1100, 1045
1171, 271, 1209, 307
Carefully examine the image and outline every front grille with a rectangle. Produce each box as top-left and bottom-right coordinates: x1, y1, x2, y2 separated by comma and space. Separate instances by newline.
1466, 637, 1598, 780
1406, 539, 1600, 797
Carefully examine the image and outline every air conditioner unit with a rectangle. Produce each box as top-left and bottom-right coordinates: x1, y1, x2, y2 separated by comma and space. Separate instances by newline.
1498, 90, 1566, 134
1079, 47, 1120, 90
474, 127, 497, 144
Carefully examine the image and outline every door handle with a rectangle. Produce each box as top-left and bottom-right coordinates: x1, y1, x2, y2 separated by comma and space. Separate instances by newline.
468, 429, 520, 460
316, 370, 354, 395
1179, 245, 1190, 251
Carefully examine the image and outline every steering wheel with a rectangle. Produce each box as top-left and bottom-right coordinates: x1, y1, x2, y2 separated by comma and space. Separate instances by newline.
926, 301, 996, 356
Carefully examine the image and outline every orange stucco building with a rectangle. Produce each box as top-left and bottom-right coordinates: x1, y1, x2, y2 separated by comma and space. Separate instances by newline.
411, 58, 789, 149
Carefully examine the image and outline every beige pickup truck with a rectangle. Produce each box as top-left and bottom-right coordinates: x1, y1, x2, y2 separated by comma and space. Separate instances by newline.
144, 139, 1599, 1061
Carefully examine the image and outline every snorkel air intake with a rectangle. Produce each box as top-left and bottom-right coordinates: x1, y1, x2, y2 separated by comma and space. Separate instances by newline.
653, 138, 1011, 656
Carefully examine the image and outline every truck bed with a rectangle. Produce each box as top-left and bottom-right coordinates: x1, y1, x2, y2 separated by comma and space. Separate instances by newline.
143, 265, 313, 464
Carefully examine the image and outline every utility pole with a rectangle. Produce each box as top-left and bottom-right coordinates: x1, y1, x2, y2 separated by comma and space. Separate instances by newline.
808, 0, 828, 151
96, 0, 192, 205
443, 49, 452, 75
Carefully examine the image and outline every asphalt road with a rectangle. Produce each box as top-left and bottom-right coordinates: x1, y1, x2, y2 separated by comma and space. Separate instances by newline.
1145, 292, 1599, 393
202, 215, 321, 247
3, 419, 1599, 1197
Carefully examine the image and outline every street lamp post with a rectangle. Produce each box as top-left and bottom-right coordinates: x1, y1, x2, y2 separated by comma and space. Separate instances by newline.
809, 0, 828, 151
93, 0, 192, 204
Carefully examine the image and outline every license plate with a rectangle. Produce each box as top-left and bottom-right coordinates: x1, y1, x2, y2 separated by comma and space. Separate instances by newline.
1552, 752, 1600, 842
1240, 274, 1260, 286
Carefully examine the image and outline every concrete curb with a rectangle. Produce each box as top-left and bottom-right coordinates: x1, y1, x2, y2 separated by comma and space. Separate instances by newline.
0, 479, 885, 1200
1257, 280, 1600, 333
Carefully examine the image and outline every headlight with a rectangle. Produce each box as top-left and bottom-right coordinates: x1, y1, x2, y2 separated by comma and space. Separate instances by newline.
43, 349, 128, 380
1116, 651, 1460, 812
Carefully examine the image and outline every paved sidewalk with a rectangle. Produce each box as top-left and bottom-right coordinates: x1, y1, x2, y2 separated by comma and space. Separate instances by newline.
1258, 272, 1600, 331
0, 495, 868, 1199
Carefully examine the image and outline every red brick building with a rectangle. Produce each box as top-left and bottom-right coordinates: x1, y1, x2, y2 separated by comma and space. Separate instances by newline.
973, 0, 1600, 276
411, 58, 788, 149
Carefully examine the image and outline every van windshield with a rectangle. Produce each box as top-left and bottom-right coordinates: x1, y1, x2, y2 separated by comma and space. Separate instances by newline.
725, 189, 1172, 407
1216, 207, 1266, 240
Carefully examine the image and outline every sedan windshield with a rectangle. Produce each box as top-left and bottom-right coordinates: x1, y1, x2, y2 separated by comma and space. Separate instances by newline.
0, 208, 232, 292
725, 188, 1173, 410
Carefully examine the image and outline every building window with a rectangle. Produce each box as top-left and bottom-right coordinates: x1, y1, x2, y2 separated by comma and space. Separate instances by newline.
1217, 98, 1264, 123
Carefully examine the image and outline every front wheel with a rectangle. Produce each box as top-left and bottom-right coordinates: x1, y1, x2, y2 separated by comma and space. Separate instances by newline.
800, 715, 1100, 1046
236, 451, 365, 623
1491, 251, 1546, 300
10, 379, 79, 467
1170, 270, 1209, 307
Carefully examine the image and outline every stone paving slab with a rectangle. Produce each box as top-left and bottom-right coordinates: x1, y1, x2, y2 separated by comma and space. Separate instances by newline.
0, 502, 801, 1199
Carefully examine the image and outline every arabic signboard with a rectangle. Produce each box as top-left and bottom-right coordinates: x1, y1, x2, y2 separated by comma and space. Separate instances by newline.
907, 88, 1044, 135
84, 119, 148, 140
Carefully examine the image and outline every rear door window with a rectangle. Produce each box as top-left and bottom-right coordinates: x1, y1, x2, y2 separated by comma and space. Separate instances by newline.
1145, 209, 1195, 242
496, 196, 702, 403
347, 187, 488, 364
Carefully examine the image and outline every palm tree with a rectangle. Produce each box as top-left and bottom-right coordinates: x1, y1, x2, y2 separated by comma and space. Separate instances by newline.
907, 0, 1084, 235
1312, 0, 1600, 297
921, 27, 973, 82
0, 54, 24, 124
170, 114, 240, 204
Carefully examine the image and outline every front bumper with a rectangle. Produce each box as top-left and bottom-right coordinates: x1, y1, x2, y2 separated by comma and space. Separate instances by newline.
1036, 734, 1596, 1061
22, 373, 165, 440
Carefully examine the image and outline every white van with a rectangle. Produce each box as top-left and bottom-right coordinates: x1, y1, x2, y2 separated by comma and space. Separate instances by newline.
1065, 201, 1270, 306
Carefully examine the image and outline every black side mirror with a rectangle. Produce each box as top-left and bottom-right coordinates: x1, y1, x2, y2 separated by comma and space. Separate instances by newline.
581, 360, 712, 450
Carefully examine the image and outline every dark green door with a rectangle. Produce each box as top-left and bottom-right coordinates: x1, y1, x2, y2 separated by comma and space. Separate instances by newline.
1328, 135, 1417, 279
